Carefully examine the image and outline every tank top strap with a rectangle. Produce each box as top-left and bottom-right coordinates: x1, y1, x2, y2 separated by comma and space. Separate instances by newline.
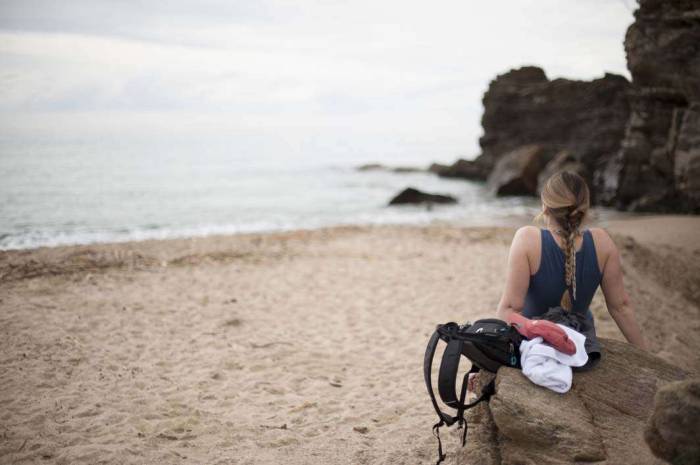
580, 229, 592, 256
582, 229, 592, 247
538, 228, 561, 271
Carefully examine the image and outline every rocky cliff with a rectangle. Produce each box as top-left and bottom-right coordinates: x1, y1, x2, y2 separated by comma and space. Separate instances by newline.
434, 68, 631, 196
436, 0, 700, 212
479, 68, 631, 187
598, 0, 700, 212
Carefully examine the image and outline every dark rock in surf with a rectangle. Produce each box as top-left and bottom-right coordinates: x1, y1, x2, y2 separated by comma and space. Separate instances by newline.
391, 166, 424, 173
356, 163, 385, 171
356, 163, 425, 173
387, 187, 457, 206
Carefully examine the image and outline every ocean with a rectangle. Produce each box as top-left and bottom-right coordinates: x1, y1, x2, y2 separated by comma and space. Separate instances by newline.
1, 140, 566, 250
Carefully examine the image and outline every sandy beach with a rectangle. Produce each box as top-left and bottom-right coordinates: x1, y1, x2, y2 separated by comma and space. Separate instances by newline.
1, 216, 699, 464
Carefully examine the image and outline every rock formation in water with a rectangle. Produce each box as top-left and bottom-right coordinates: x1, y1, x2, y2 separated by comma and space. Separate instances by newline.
479, 67, 631, 193
435, 66, 631, 199
387, 187, 457, 206
356, 163, 425, 173
455, 338, 687, 465
432, 158, 488, 180
434, 0, 700, 211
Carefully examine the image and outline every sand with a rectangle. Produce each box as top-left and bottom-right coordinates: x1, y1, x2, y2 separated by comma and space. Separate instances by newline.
1, 217, 699, 464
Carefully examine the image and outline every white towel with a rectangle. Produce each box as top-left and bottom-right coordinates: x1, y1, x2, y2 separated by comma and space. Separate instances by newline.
519, 324, 588, 393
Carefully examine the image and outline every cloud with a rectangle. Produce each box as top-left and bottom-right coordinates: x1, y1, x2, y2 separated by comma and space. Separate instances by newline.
0, 0, 634, 161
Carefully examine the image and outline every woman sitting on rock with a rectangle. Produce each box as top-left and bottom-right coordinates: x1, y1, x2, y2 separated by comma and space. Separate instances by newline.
495, 171, 648, 365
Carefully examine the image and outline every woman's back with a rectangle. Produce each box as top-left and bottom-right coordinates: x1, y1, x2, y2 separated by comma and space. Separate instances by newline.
496, 170, 648, 351
522, 228, 602, 318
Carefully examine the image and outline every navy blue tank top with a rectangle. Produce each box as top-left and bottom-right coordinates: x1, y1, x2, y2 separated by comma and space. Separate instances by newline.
522, 228, 602, 319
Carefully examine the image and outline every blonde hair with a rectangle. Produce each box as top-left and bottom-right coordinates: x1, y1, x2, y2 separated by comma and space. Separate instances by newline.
535, 171, 590, 311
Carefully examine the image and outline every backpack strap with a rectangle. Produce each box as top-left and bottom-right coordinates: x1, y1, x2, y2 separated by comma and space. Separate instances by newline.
438, 338, 465, 410
424, 328, 456, 465
424, 328, 458, 426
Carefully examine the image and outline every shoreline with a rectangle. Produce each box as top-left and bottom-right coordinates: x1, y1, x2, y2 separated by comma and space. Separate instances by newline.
1, 212, 697, 256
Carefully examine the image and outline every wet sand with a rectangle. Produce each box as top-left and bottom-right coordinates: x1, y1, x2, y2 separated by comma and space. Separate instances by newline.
1, 217, 698, 464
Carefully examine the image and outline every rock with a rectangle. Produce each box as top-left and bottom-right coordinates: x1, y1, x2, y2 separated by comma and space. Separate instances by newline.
356, 163, 425, 173
356, 163, 384, 171
476, 67, 631, 183
645, 379, 700, 465
537, 150, 589, 195
387, 187, 457, 206
674, 103, 700, 211
433, 158, 489, 180
432, 0, 700, 212
428, 162, 450, 174
457, 338, 687, 465
598, 88, 688, 211
625, 0, 700, 101
487, 145, 552, 196
391, 166, 424, 173
598, 0, 700, 212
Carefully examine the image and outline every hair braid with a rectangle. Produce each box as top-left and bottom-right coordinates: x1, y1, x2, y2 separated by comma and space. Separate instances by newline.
537, 171, 590, 312
557, 208, 583, 310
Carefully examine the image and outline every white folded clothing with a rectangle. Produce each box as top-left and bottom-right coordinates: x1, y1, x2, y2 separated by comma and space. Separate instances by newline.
519, 324, 588, 393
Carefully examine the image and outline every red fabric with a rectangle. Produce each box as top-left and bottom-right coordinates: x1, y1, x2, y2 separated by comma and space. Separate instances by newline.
507, 313, 576, 355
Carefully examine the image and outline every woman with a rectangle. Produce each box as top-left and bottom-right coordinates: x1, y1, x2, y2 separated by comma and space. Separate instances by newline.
495, 171, 648, 354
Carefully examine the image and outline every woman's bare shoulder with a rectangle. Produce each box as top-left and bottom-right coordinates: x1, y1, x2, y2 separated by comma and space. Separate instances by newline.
512, 225, 540, 246
511, 225, 541, 275
588, 227, 620, 272
515, 225, 540, 238
588, 227, 617, 252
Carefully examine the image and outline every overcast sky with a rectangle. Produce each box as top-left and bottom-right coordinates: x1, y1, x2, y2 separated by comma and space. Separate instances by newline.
0, 0, 635, 163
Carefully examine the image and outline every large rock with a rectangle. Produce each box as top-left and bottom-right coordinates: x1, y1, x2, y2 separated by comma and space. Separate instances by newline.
598, 0, 700, 212
487, 145, 552, 196
456, 338, 687, 465
387, 187, 457, 206
625, 0, 700, 102
597, 88, 688, 211
673, 103, 700, 211
645, 379, 700, 465
475, 67, 631, 184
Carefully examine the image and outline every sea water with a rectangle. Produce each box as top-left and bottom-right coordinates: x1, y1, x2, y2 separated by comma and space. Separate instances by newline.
0, 139, 566, 250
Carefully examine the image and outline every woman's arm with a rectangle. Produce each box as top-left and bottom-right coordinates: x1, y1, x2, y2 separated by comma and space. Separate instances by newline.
598, 231, 649, 350
496, 227, 534, 321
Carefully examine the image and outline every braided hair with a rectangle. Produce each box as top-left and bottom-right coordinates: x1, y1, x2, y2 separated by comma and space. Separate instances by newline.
537, 171, 590, 311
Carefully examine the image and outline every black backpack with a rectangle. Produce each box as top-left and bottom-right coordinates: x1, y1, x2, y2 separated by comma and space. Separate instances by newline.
423, 318, 523, 464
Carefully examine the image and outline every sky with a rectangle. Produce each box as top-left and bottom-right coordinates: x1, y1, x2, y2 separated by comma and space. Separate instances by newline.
0, 0, 636, 164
